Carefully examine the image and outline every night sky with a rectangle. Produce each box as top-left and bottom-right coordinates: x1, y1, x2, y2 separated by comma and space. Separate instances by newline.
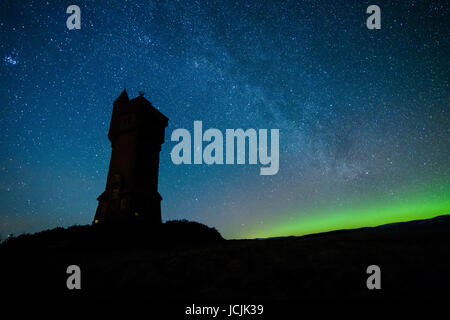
0, 1, 448, 239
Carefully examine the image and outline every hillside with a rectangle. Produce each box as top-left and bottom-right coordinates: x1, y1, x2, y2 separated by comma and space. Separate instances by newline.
1, 215, 449, 304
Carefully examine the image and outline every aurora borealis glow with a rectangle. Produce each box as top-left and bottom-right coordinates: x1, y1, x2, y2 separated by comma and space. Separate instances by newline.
246, 180, 450, 238
0, 1, 449, 239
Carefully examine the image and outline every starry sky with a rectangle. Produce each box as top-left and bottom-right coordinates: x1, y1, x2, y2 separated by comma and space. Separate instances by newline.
0, 0, 448, 240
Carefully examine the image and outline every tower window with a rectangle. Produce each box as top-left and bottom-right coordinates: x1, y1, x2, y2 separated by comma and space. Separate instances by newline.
112, 186, 120, 200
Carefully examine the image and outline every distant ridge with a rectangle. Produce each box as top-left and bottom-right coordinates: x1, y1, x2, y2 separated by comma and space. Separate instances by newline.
255, 214, 450, 240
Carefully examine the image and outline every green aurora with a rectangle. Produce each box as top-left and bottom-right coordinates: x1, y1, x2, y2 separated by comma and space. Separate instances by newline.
244, 180, 450, 239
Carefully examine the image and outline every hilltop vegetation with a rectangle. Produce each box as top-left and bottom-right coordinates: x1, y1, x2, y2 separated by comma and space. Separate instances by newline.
0, 219, 224, 252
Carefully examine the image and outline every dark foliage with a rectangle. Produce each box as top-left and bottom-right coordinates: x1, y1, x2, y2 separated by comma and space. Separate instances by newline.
0, 219, 223, 253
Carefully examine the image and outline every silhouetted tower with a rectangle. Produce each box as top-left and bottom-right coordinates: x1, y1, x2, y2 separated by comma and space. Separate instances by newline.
94, 89, 168, 224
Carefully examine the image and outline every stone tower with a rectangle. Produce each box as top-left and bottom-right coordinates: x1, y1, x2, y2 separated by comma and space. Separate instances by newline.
94, 89, 168, 224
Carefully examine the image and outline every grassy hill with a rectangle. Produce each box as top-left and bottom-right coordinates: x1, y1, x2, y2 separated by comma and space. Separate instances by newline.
1, 215, 449, 302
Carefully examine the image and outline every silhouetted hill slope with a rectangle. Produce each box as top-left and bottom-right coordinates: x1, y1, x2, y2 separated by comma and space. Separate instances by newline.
1, 215, 449, 301
261, 213, 450, 240
0, 219, 224, 252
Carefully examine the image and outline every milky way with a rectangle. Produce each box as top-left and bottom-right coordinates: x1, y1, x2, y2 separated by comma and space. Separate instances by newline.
0, 0, 448, 239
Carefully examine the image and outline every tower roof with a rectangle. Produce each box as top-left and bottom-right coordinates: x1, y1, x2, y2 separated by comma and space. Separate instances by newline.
130, 95, 169, 123
114, 89, 130, 105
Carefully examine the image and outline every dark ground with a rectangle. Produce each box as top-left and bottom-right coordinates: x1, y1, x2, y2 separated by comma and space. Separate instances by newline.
1, 215, 449, 314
